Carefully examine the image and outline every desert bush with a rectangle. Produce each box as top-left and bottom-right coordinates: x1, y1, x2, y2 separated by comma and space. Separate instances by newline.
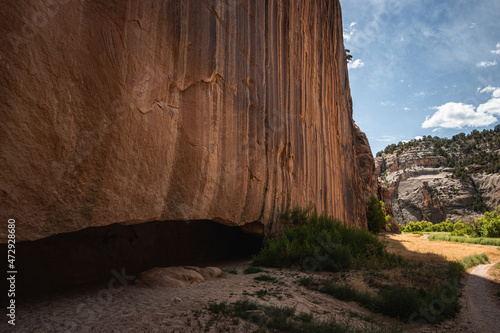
379, 287, 423, 320
252, 206, 404, 272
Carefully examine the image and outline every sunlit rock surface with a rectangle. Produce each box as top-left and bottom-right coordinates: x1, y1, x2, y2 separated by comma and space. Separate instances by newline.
0, 0, 372, 242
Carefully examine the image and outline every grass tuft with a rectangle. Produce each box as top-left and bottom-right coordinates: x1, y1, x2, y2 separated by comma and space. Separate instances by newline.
457, 253, 489, 270
254, 274, 277, 282
244, 266, 264, 274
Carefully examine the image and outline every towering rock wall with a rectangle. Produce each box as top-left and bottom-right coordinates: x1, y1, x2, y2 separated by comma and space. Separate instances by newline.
0, 0, 369, 242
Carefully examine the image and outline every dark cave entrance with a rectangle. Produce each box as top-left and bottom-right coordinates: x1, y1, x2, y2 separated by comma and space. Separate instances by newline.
8, 220, 263, 300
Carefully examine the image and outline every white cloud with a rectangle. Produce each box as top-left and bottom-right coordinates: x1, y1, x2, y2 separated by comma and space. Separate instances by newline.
422, 87, 500, 129
492, 43, 500, 55
422, 102, 497, 129
402, 136, 423, 144
477, 98, 500, 115
375, 135, 397, 142
403, 107, 410, 111
348, 59, 365, 69
412, 91, 427, 98
469, 23, 476, 29
479, 86, 499, 94
476, 60, 497, 67
343, 22, 357, 42
477, 91, 500, 115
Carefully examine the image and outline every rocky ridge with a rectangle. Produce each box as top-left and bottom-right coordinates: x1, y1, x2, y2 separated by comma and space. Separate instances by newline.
376, 129, 500, 225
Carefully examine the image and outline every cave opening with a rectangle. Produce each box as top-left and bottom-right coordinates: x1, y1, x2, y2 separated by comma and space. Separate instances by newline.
8, 220, 263, 301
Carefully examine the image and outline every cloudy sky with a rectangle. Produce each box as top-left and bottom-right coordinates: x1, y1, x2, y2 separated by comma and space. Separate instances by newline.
339, 0, 500, 155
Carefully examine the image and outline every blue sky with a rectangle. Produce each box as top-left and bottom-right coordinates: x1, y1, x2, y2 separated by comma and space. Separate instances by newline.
340, 0, 500, 155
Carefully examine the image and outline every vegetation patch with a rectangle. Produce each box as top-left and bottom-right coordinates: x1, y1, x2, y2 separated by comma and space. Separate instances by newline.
244, 266, 265, 274
300, 262, 463, 324
457, 253, 489, 270
252, 206, 405, 272
207, 298, 404, 333
428, 234, 500, 246
402, 207, 500, 239
254, 274, 277, 283
366, 196, 390, 233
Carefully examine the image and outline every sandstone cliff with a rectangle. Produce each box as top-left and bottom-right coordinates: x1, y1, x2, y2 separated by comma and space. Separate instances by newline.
376, 131, 500, 225
0, 0, 371, 242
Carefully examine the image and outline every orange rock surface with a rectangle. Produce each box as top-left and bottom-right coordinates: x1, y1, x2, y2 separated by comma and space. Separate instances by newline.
0, 0, 373, 241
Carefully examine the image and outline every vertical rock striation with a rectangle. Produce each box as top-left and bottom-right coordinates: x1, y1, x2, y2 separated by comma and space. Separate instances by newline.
0, 0, 370, 242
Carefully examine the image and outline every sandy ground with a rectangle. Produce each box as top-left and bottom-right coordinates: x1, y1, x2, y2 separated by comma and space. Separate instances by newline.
3, 236, 500, 333
382, 233, 500, 262
4, 260, 404, 333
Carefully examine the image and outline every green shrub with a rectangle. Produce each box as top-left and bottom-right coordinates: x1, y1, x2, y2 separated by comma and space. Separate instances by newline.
379, 287, 423, 320
477, 208, 500, 238
366, 196, 387, 233
252, 207, 404, 272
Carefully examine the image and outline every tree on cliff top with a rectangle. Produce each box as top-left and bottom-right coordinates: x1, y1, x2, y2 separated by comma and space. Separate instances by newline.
345, 49, 353, 62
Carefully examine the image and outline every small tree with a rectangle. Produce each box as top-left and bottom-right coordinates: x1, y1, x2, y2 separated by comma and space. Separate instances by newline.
477, 207, 500, 238
366, 196, 386, 233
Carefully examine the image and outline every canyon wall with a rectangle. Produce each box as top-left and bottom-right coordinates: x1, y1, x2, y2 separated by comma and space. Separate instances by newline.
377, 148, 500, 225
0, 0, 370, 242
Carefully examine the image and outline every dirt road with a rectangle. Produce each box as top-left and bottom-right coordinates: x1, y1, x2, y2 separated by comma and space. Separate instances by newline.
462, 262, 500, 333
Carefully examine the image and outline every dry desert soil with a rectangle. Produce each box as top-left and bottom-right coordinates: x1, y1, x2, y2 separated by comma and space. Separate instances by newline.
3, 234, 500, 333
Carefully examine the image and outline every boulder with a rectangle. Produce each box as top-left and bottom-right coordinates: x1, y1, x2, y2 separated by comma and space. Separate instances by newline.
136, 267, 205, 288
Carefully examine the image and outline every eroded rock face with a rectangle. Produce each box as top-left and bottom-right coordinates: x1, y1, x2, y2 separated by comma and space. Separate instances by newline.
0, 0, 368, 242
376, 148, 498, 225
354, 124, 377, 202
